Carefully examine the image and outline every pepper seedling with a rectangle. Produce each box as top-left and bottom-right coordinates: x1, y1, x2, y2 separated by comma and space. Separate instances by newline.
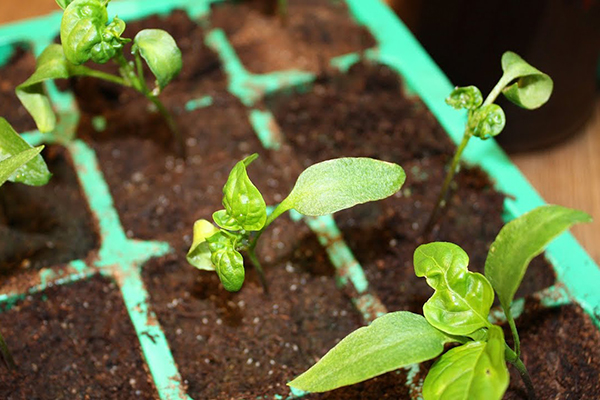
425, 52, 553, 233
0, 117, 51, 369
289, 205, 591, 400
17, 0, 185, 156
187, 154, 405, 292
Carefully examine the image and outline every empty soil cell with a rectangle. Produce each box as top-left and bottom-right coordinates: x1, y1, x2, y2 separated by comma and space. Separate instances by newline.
0, 276, 157, 399
0, 46, 37, 133
210, 0, 375, 74
0, 145, 98, 282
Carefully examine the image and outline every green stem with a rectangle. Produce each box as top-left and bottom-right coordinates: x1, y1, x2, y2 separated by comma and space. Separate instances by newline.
0, 331, 15, 370
247, 246, 269, 294
483, 74, 512, 106
424, 127, 472, 234
84, 69, 128, 87
277, 0, 288, 26
147, 95, 186, 159
505, 344, 537, 400
504, 306, 521, 357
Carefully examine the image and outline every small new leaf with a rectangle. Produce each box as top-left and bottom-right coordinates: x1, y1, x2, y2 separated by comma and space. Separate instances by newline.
207, 231, 245, 291
186, 219, 219, 271
485, 205, 591, 313
0, 146, 45, 187
422, 326, 509, 400
133, 29, 182, 91
0, 118, 51, 186
283, 157, 405, 216
500, 51, 553, 109
414, 242, 493, 336
288, 312, 453, 393
446, 86, 483, 110
220, 154, 267, 232
469, 104, 505, 140
55, 0, 74, 9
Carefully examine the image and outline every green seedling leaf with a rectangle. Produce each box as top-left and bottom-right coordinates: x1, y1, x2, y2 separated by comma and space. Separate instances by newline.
485, 205, 591, 312
207, 230, 245, 291
0, 118, 50, 186
133, 29, 182, 91
186, 219, 219, 271
0, 146, 45, 187
469, 104, 505, 139
288, 312, 453, 393
414, 242, 493, 336
423, 325, 509, 400
61, 0, 128, 65
500, 51, 553, 109
219, 154, 267, 232
16, 44, 95, 132
446, 86, 483, 110
282, 157, 405, 216
55, 0, 74, 9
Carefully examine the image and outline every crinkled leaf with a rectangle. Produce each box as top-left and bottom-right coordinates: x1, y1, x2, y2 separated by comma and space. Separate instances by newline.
61, 0, 128, 65
220, 154, 267, 232
16, 44, 95, 132
469, 104, 505, 140
0, 146, 45, 187
133, 29, 182, 91
485, 205, 591, 313
207, 231, 245, 291
500, 51, 553, 109
186, 219, 219, 271
423, 326, 509, 400
213, 209, 242, 231
0, 118, 50, 186
446, 86, 483, 110
414, 242, 493, 336
283, 157, 405, 216
288, 312, 453, 393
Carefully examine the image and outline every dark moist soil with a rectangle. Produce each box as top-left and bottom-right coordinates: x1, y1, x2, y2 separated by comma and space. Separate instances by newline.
210, 0, 376, 74
0, 144, 98, 282
0, 46, 37, 133
0, 276, 157, 399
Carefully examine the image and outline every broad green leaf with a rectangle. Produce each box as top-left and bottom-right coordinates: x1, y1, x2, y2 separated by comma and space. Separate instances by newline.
282, 158, 405, 216
207, 231, 245, 291
186, 219, 219, 271
500, 51, 553, 109
133, 29, 182, 91
288, 312, 453, 393
469, 104, 505, 140
16, 44, 95, 132
422, 326, 509, 400
0, 146, 45, 187
414, 243, 493, 336
446, 86, 483, 110
220, 154, 267, 232
0, 118, 50, 186
485, 205, 591, 312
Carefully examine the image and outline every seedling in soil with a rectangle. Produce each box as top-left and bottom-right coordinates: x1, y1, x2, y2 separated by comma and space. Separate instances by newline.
425, 52, 553, 233
0, 117, 51, 369
17, 0, 185, 156
289, 205, 591, 400
187, 154, 405, 292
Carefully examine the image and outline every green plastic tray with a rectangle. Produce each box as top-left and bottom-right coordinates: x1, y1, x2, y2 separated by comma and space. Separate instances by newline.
0, 1, 598, 399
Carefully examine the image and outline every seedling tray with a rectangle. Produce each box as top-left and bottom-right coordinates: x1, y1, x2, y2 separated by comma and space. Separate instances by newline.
0, 1, 598, 399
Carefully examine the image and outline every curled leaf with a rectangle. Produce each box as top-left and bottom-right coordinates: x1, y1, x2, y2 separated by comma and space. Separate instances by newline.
207, 231, 245, 291
186, 219, 219, 271
423, 326, 509, 400
414, 242, 493, 336
500, 51, 553, 109
469, 104, 505, 139
133, 29, 182, 91
446, 86, 483, 110
288, 312, 453, 393
283, 157, 405, 216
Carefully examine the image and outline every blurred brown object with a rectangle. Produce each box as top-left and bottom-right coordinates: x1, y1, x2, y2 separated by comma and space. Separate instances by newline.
0, 0, 58, 23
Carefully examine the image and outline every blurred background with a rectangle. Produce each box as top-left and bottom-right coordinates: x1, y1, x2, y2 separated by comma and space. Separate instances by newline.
1, 0, 598, 262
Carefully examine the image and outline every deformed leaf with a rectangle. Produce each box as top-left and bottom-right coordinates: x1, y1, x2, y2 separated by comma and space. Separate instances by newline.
0, 117, 51, 186
213, 209, 242, 231
414, 242, 493, 336
220, 154, 267, 232
500, 51, 553, 109
469, 104, 505, 140
186, 219, 219, 271
422, 326, 509, 400
282, 157, 405, 216
207, 231, 245, 291
0, 146, 45, 187
133, 29, 182, 91
485, 205, 591, 313
446, 86, 483, 110
288, 312, 453, 393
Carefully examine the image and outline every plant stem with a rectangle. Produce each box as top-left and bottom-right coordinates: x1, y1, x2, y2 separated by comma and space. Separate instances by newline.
424, 128, 472, 234
0, 331, 15, 370
505, 344, 537, 400
505, 307, 521, 357
483, 74, 511, 106
84, 69, 128, 86
277, 0, 288, 26
247, 246, 269, 294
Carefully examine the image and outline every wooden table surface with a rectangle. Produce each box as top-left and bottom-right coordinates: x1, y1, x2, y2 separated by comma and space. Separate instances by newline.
1, 2, 598, 263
